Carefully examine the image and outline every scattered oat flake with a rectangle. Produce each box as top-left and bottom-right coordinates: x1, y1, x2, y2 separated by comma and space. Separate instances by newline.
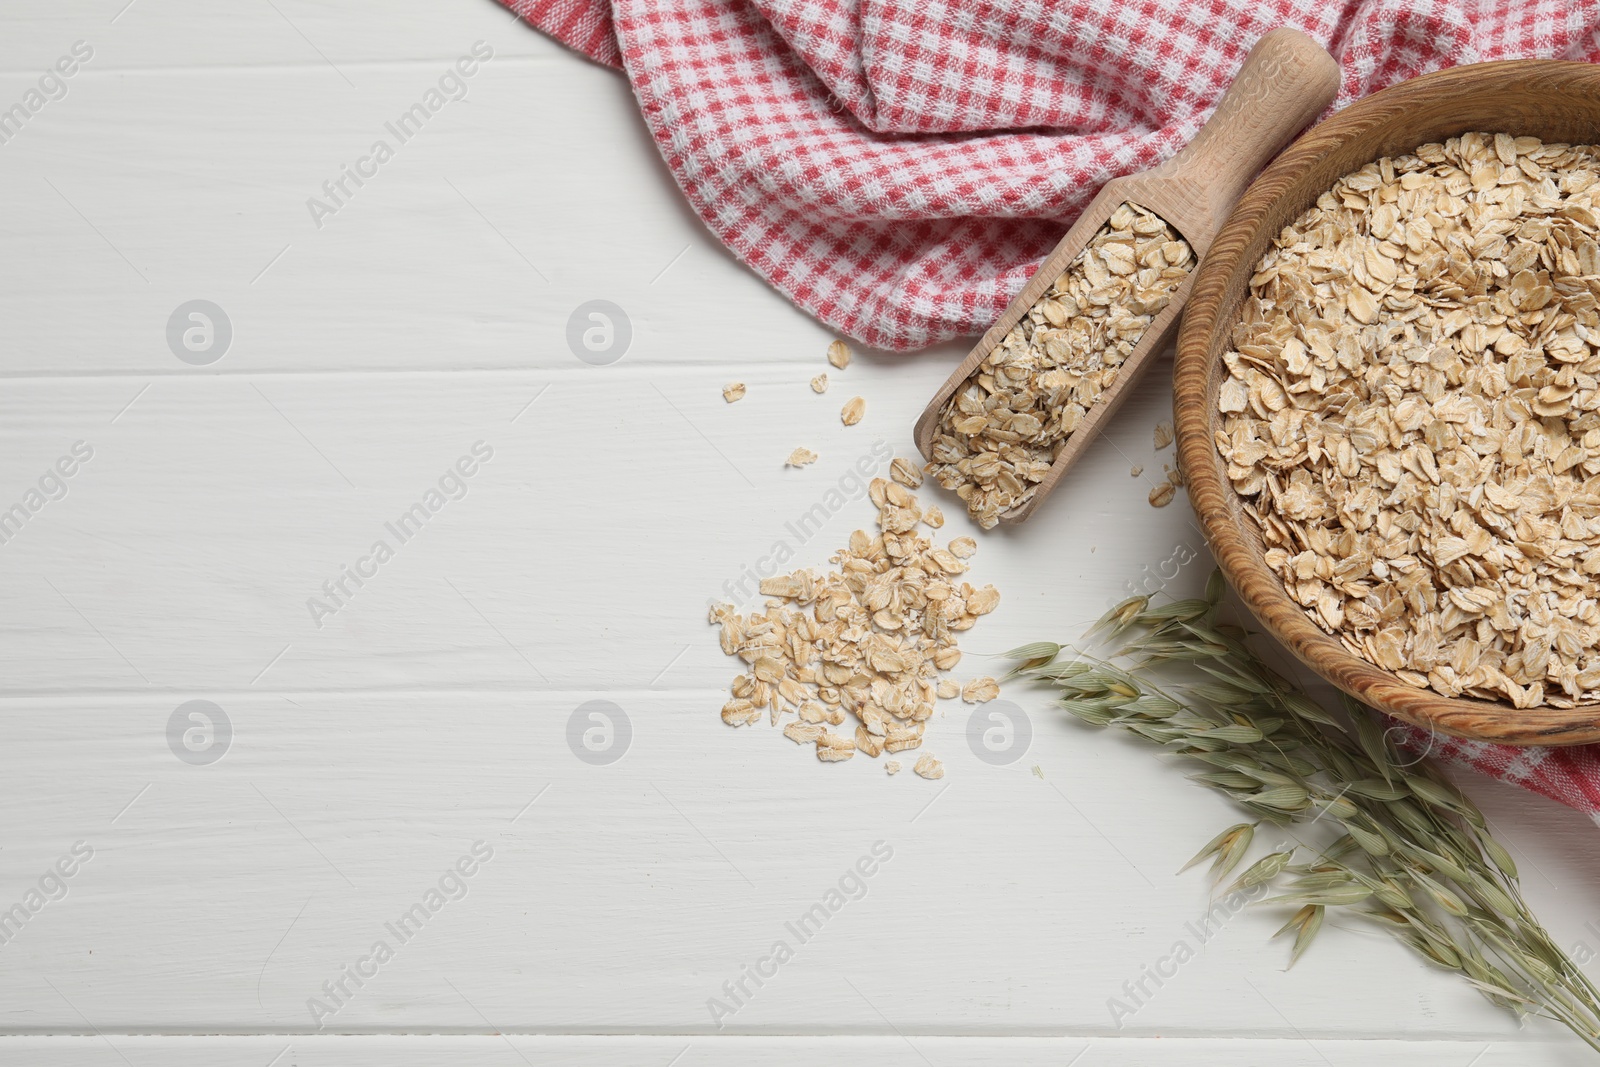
721, 699, 760, 726
1149, 482, 1176, 508
855, 725, 885, 757
949, 537, 977, 559
1154, 420, 1173, 449
816, 731, 856, 762
1130, 464, 1144, 477
913, 754, 944, 780
786, 447, 818, 468
923, 504, 945, 528
722, 382, 746, 403
811, 373, 829, 393
883, 722, 924, 753
841, 396, 866, 426
784, 722, 824, 745
827, 339, 852, 369
936, 678, 960, 699
709, 477, 1001, 766
966, 585, 1000, 615
962, 677, 1000, 703
890, 457, 923, 488
886, 760, 901, 775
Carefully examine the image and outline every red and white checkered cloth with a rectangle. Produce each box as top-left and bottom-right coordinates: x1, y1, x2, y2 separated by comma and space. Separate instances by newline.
511, 0, 1600, 819
510, 0, 1600, 351
1390, 723, 1600, 820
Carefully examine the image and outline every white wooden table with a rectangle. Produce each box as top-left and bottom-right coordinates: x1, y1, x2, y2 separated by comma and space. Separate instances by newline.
2, 2, 1599, 1063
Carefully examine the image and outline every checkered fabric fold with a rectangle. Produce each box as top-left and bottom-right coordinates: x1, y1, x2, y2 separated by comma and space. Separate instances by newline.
512, 0, 1600, 817
1389, 722, 1600, 822
510, 0, 1600, 350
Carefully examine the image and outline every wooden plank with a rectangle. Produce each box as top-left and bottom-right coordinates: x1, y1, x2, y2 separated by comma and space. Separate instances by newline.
0, 685, 1593, 1042
0, 0, 553, 72
0, 52, 803, 376
0, 1036, 1574, 1066
0, 358, 1193, 694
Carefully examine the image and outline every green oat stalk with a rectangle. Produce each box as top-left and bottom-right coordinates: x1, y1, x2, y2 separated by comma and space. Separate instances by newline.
1014, 574, 1600, 1053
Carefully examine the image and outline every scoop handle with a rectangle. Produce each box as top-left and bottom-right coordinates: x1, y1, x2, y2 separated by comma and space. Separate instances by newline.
1156, 28, 1341, 227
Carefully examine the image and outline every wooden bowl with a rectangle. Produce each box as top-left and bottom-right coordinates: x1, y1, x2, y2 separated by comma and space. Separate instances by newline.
1174, 60, 1600, 746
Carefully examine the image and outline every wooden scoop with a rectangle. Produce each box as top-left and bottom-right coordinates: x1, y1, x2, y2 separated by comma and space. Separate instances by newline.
913, 27, 1340, 525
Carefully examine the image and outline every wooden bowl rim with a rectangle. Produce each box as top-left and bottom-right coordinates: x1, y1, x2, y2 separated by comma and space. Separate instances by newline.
1175, 59, 1600, 747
